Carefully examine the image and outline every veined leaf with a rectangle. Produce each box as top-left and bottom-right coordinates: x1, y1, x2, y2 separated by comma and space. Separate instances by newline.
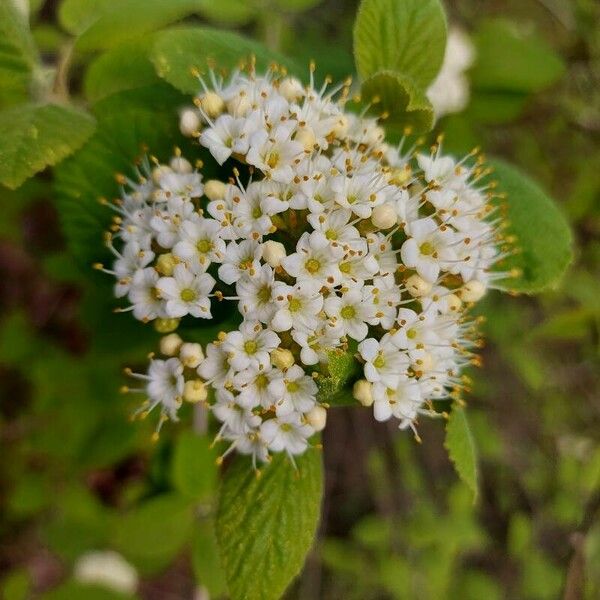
353, 0, 447, 88
0, 103, 96, 190
489, 159, 573, 294
361, 70, 434, 134
216, 451, 323, 600
151, 27, 301, 95
445, 404, 478, 501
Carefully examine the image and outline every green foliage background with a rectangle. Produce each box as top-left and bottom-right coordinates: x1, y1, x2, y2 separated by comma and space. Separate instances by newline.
0, 0, 599, 599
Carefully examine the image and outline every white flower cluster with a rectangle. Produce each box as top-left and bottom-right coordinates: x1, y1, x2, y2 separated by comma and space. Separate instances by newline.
100, 66, 512, 466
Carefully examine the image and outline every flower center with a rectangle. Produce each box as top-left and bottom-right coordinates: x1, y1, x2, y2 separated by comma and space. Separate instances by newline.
180, 288, 197, 302
373, 354, 386, 369
255, 374, 269, 389
257, 285, 271, 303
244, 340, 258, 354
340, 305, 356, 319
305, 258, 321, 274
339, 261, 351, 274
252, 206, 262, 219
266, 151, 280, 168
347, 194, 357, 204
419, 241, 435, 256
289, 298, 302, 312
286, 381, 300, 393
406, 328, 417, 339
325, 228, 338, 240
197, 239, 212, 254
280, 423, 293, 432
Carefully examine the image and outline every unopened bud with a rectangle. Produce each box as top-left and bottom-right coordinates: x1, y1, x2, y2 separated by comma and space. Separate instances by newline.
170, 156, 192, 174
204, 179, 227, 201
179, 109, 200, 137
445, 293, 462, 313
353, 379, 373, 407
371, 204, 397, 229
461, 280, 486, 303
279, 77, 304, 102
155, 253, 177, 276
152, 165, 172, 186
154, 318, 180, 333
160, 333, 183, 356
199, 91, 224, 118
261, 240, 287, 268
180, 342, 204, 368
305, 405, 327, 431
271, 347, 294, 370
183, 379, 208, 403
406, 274, 432, 297
295, 127, 317, 152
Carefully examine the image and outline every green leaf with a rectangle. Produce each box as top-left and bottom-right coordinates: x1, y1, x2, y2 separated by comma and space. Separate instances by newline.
84, 38, 160, 102
112, 493, 194, 574
196, 0, 255, 24
0, 0, 38, 106
69, 0, 203, 51
316, 346, 361, 406
0, 103, 96, 190
216, 451, 323, 600
361, 70, 434, 134
353, 0, 447, 87
192, 519, 227, 596
40, 582, 133, 600
54, 84, 188, 267
171, 430, 218, 501
151, 27, 301, 95
471, 19, 565, 94
445, 404, 478, 501
489, 158, 573, 294
58, 0, 111, 35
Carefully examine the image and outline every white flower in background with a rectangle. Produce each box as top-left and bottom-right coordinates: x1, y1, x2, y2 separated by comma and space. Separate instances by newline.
74, 551, 138, 595
107, 65, 507, 460
427, 28, 475, 119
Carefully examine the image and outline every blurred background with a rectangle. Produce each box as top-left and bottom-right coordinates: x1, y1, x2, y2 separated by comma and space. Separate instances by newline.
1, 0, 599, 598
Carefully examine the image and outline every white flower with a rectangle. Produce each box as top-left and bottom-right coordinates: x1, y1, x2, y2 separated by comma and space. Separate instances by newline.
213, 389, 261, 434
157, 264, 215, 318
324, 289, 372, 341
112, 241, 155, 298
401, 217, 457, 282
260, 414, 315, 455
236, 264, 277, 323
358, 335, 409, 388
146, 357, 184, 419
128, 267, 167, 321
221, 320, 280, 371
291, 326, 342, 366
218, 239, 262, 284
172, 218, 226, 271
391, 308, 437, 351
282, 231, 343, 287
232, 365, 281, 410
372, 379, 422, 424
268, 365, 318, 417
246, 124, 304, 183
200, 114, 255, 164
154, 171, 203, 202
331, 173, 385, 218
231, 181, 286, 237
149, 198, 197, 249
197, 342, 233, 387
271, 281, 323, 332
363, 274, 402, 329
74, 551, 138, 596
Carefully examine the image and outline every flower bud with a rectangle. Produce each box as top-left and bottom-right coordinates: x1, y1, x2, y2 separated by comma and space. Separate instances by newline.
353, 379, 373, 407
371, 204, 397, 229
445, 293, 462, 313
170, 156, 193, 174
179, 109, 200, 137
199, 91, 224, 118
152, 165, 172, 185
160, 333, 183, 356
461, 280, 486, 303
183, 379, 208, 403
261, 240, 287, 268
279, 77, 304, 102
204, 179, 227, 201
155, 253, 178, 276
154, 318, 180, 333
271, 347, 294, 370
305, 405, 327, 432
406, 274, 432, 297
295, 126, 317, 152
180, 342, 204, 368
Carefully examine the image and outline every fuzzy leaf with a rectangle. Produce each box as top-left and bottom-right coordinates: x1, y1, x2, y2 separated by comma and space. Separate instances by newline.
316, 347, 361, 406
151, 27, 301, 95
489, 159, 573, 294
171, 431, 218, 501
445, 404, 478, 501
353, 0, 447, 87
361, 70, 434, 134
471, 19, 565, 94
216, 451, 323, 600
0, 103, 96, 190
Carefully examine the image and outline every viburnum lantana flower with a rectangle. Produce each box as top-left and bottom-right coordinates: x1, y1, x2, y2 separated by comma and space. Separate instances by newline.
97, 62, 515, 469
